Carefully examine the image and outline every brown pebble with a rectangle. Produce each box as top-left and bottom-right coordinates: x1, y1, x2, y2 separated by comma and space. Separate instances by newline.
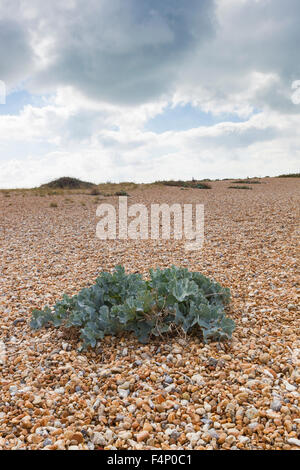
71, 432, 84, 444
136, 431, 150, 442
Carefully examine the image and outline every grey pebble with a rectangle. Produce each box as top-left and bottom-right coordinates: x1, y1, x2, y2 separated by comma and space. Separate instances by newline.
270, 399, 282, 412
13, 318, 26, 326
42, 438, 53, 447
164, 375, 173, 384
9, 386, 18, 395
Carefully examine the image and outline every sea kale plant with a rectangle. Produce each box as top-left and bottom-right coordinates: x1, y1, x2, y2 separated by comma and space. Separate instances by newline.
30, 265, 235, 349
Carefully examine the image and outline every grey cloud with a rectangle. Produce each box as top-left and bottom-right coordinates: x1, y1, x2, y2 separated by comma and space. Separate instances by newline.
0, 19, 34, 86
1, 0, 300, 113
61, 109, 109, 142
188, 124, 280, 149
28, 0, 215, 104
180, 0, 300, 114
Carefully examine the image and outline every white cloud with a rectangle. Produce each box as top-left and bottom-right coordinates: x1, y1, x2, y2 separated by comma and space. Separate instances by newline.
0, 89, 299, 188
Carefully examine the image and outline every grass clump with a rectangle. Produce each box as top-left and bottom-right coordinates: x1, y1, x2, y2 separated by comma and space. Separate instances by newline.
30, 265, 235, 349
195, 182, 211, 189
159, 180, 211, 189
234, 179, 261, 184
115, 190, 129, 196
228, 185, 252, 190
49, 202, 58, 207
160, 180, 188, 187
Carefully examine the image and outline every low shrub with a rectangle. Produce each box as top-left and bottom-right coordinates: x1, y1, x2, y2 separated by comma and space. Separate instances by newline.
49, 202, 58, 207
42, 177, 96, 189
30, 265, 235, 349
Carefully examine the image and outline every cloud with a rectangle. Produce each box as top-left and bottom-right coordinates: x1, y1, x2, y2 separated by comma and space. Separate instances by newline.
174, 0, 300, 114
1, 0, 300, 110
291, 81, 300, 105
0, 18, 34, 88
26, 0, 215, 105
0, 91, 299, 188
0, 0, 299, 188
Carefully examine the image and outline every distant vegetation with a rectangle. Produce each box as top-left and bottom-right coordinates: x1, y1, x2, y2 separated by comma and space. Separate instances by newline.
158, 180, 212, 189
1, 174, 298, 194
277, 173, 300, 178
115, 190, 129, 196
41, 177, 96, 190
234, 179, 261, 184
228, 185, 252, 190
195, 182, 211, 189
89, 188, 102, 196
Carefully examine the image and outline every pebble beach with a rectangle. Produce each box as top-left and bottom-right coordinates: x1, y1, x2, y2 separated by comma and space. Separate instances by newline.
0, 177, 299, 450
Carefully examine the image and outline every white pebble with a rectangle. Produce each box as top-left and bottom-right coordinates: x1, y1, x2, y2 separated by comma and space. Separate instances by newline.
287, 438, 300, 447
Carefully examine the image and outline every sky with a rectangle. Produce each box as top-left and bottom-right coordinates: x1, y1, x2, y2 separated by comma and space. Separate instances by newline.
0, 0, 299, 188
